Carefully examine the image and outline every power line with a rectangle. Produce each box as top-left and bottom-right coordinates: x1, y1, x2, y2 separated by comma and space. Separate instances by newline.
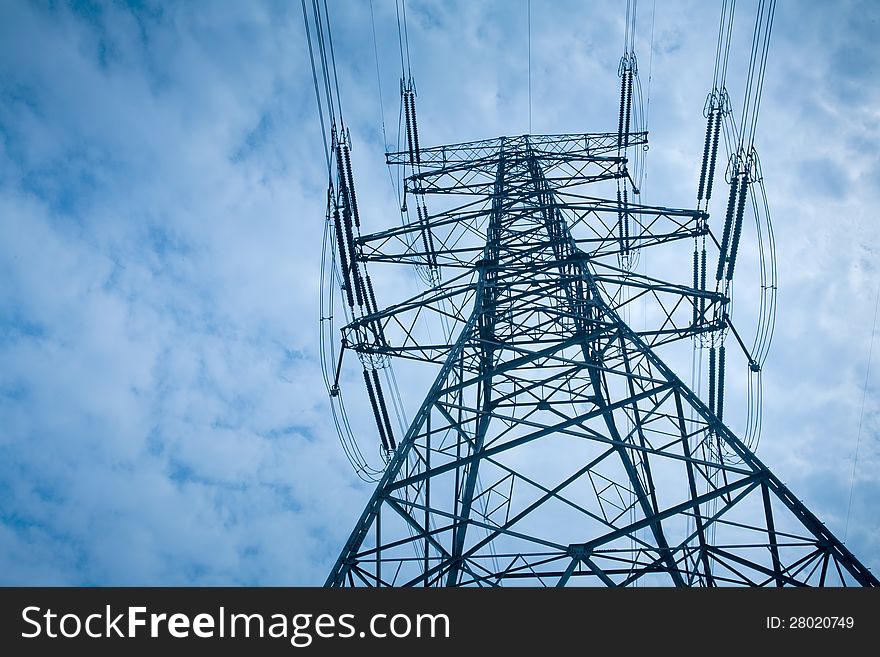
396, 0, 412, 81
845, 279, 880, 541
320, 0, 345, 129
528, 0, 532, 134
394, 0, 406, 79
300, 0, 331, 173
310, 0, 338, 128
369, 0, 389, 150
643, 0, 655, 142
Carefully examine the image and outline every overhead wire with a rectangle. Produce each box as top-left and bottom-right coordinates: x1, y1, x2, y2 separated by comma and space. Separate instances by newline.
845, 279, 880, 541
319, 198, 384, 481
305, 0, 406, 479
395, 0, 413, 81
528, 0, 532, 134
371, 1, 405, 208
734, 0, 776, 454
320, 0, 344, 128
312, 0, 431, 498
690, 0, 778, 461
301, 0, 331, 173
640, 0, 656, 201
747, 1, 774, 152
310, 0, 338, 128
369, 0, 389, 151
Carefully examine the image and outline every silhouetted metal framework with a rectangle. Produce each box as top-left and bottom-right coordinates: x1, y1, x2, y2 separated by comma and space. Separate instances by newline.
326, 132, 877, 587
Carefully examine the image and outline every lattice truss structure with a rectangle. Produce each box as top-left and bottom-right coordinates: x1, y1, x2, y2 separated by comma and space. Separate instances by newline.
326, 133, 878, 587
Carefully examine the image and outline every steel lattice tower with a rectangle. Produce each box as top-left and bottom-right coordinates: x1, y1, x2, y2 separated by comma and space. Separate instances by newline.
325, 132, 878, 587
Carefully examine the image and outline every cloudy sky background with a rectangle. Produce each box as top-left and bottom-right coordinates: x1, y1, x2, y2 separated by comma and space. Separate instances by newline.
0, 0, 877, 585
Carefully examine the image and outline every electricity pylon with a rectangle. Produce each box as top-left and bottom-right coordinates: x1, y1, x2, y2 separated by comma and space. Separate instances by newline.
325, 133, 877, 587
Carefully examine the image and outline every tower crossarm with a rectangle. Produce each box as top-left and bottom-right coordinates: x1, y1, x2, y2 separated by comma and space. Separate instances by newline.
356, 200, 707, 269
386, 132, 648, 167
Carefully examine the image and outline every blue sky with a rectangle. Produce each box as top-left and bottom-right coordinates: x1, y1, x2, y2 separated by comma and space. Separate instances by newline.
0, 0, 877, 585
